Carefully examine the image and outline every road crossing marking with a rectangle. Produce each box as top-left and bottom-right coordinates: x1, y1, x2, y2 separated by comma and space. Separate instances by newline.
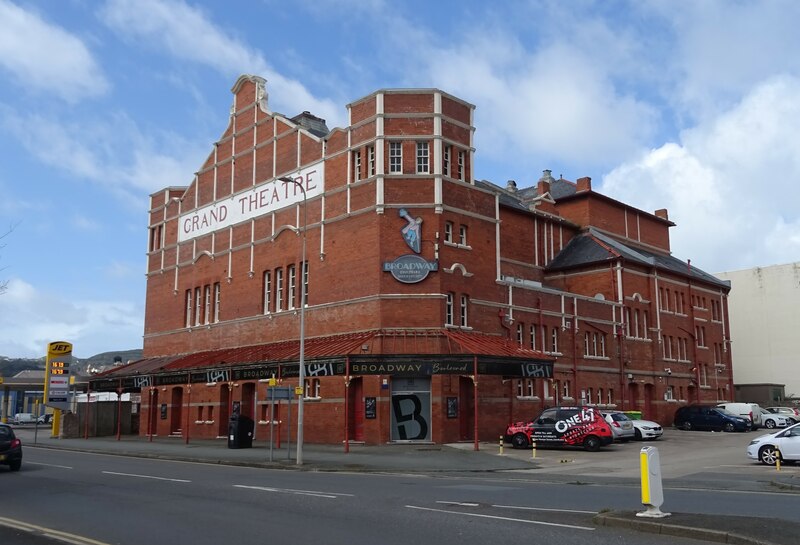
492, 504, 598, 514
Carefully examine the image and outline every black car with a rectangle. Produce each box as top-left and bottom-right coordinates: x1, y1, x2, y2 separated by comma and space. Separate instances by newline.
0, 423, 23, 471
673, 404, 751, 432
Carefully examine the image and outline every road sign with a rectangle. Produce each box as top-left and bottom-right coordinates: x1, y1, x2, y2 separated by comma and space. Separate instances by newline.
267, 387, 294, 401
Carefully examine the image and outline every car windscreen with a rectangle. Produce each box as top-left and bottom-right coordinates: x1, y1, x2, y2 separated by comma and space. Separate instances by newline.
609, 413, 630, 422
0, 427, 12, 439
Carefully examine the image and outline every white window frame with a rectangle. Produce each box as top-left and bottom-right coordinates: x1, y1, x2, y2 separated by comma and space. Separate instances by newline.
416, 141, 429, 174
194, 287, 202, 326
444, 221, 453, 243
368, 146, 375, 176
457, 150, 465, 180
213, 283, 220, 323
445, 292, 454, 326
302, 260, 309, 307
204, 285, 211, 325
353, 150, 362, 181
275, 268, 284, 312
185, 290, 192, 328
389, 142, 402, 174
263, 271, 271, 314
288, 264, 296, 310
442, 145, 450, 177
458, 224, 467, 246
460, 295, 468, 327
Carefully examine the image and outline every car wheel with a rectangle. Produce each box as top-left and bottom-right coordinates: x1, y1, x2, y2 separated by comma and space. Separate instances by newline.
683, 421, 693, 431
723, 422, 736, 433
511, 433, 529, 449
583, 435, 601, 452
759, 445, 780, 466
9, 460, 21, 472
765, 419, 776, 429
634, 428, 642, 441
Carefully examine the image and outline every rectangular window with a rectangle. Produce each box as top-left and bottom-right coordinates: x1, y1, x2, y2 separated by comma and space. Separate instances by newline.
442, 146, 450, 177
368, 146, 375, 176
551, 327, 559, 353
197, 406, 204, 422
607, 389, 613, 405
204, 285, 211, 325
353, 150, 362, 181
185, 290, 192, 328
517, 323, 524, 345
275, 268, 284, 312
459, 224, 467, 246
288, 264, 296, 310
302, 260, 309, 307
263, 271, 271, 314
305, 378, 321, 399
529, 325, 537, 350
460, 295, 468, 327
444, 221, 453, 243
597, 388, 603, 405
416, 141, 429, 174
389, 142, 402, 173
543, 379, 551, 399
665, 386, 674, 401
563, 380, 570, 399
194, 287, 202, 326
445, 292, 454, 325
213, 283, 220, 322
457, 150, 465, 180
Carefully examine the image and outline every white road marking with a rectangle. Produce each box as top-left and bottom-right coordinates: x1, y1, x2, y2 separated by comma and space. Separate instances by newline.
234, 484, 354, 499
27, 461, 73, 469
492, 504, 598, 514
437, 501, 480, 507
0, 516, 112, 545
101, 471, 191, 482
405, 505, 595, 530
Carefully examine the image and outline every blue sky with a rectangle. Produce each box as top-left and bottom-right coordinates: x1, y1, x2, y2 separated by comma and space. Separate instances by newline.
1, 0, 799, 358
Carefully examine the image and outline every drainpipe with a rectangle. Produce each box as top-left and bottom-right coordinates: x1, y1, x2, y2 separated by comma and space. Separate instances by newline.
473, 356, 479, 452
344, 356, 350, 453
116, 380, 122, 441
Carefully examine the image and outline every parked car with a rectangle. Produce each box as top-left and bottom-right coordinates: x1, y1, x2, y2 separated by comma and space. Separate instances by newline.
631, 419, 663, 440
716, 402, 763, 430
674, 404, 751, 432
12, 413, 36, 425
601, 411, 636, 442
765, 407, 800, 424
0, 423, 22, 471
746, 422, 800, 465
758, 408, 791, 430
505, 406, 614, 452
37, 414, 53, 425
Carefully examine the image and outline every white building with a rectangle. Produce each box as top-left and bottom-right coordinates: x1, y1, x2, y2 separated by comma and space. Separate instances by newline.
716, 262, 800, 400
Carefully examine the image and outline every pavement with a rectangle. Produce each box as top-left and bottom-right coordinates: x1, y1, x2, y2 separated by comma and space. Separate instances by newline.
11, 426, 800, 545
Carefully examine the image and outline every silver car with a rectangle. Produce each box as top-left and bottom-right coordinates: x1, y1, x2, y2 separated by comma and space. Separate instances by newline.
602, 411, 636, 442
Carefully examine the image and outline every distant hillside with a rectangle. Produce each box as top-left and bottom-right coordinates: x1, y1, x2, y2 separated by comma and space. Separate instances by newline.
0, 349, 143, 377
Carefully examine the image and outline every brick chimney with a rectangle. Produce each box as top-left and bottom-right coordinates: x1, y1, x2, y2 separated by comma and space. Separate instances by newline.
654, 208, 669, 220
506, 180, 517, 193
576, 176, 592, 192
537, 169, 555, 195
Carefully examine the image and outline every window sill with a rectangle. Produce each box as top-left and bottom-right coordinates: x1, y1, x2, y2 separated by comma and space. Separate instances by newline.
443, 241, 472, 250
584, 355, 610, 361
515, 396, 540, 401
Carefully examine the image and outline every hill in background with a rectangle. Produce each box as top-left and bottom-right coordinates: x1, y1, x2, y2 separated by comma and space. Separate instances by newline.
0, 349, 143, 377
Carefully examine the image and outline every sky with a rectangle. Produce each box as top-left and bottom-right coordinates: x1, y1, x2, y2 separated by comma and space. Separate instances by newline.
1, 0, 799, 358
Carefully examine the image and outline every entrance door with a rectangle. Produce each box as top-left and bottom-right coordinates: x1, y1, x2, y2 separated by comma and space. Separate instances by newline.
459, 376, 474, 441
218, 385, 230, 438
241, 383, 255, 420
170, 387, 183, 435
644, 384, 654, 420
347, 378, 364, 442
149, 389, 159, 436
390, 377, 431, 442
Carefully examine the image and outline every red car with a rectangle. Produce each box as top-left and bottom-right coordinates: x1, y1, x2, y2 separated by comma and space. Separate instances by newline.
505, 406, 614, 452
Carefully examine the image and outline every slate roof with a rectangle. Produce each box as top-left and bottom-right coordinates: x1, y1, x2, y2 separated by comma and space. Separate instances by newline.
546, 228, 730, 289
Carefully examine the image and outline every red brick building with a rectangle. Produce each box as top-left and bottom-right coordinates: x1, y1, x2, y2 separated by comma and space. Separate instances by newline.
92, 74, 733, 446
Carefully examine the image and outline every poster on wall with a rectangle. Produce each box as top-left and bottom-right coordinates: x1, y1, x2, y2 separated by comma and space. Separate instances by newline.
160, 404, 167, 420
365, 397, 376, 419
447, 397, 458, 418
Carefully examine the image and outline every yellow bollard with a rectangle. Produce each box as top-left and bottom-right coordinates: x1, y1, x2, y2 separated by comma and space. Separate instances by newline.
532, 441, 537, 459
499, 436, 504, 456
776, 448, 781, 472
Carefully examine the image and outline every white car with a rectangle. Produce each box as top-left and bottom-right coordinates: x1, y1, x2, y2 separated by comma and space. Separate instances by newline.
759, 408, 791, 430
746, 422, 800, 465
631, 419, 663, 440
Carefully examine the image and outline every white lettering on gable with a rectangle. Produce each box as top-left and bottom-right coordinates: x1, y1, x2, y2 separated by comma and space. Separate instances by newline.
178, 162, 324, 242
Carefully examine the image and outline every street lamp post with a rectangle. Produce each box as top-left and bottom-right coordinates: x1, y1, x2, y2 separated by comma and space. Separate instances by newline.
279, 176, 307, 465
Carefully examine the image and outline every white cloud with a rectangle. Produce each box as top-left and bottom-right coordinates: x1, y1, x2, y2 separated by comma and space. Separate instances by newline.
0, 106, 203, 198
602, 75, 800, 273
0, 0, 108, 101
99, 0, 345, 127
0, 278, 142, 358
